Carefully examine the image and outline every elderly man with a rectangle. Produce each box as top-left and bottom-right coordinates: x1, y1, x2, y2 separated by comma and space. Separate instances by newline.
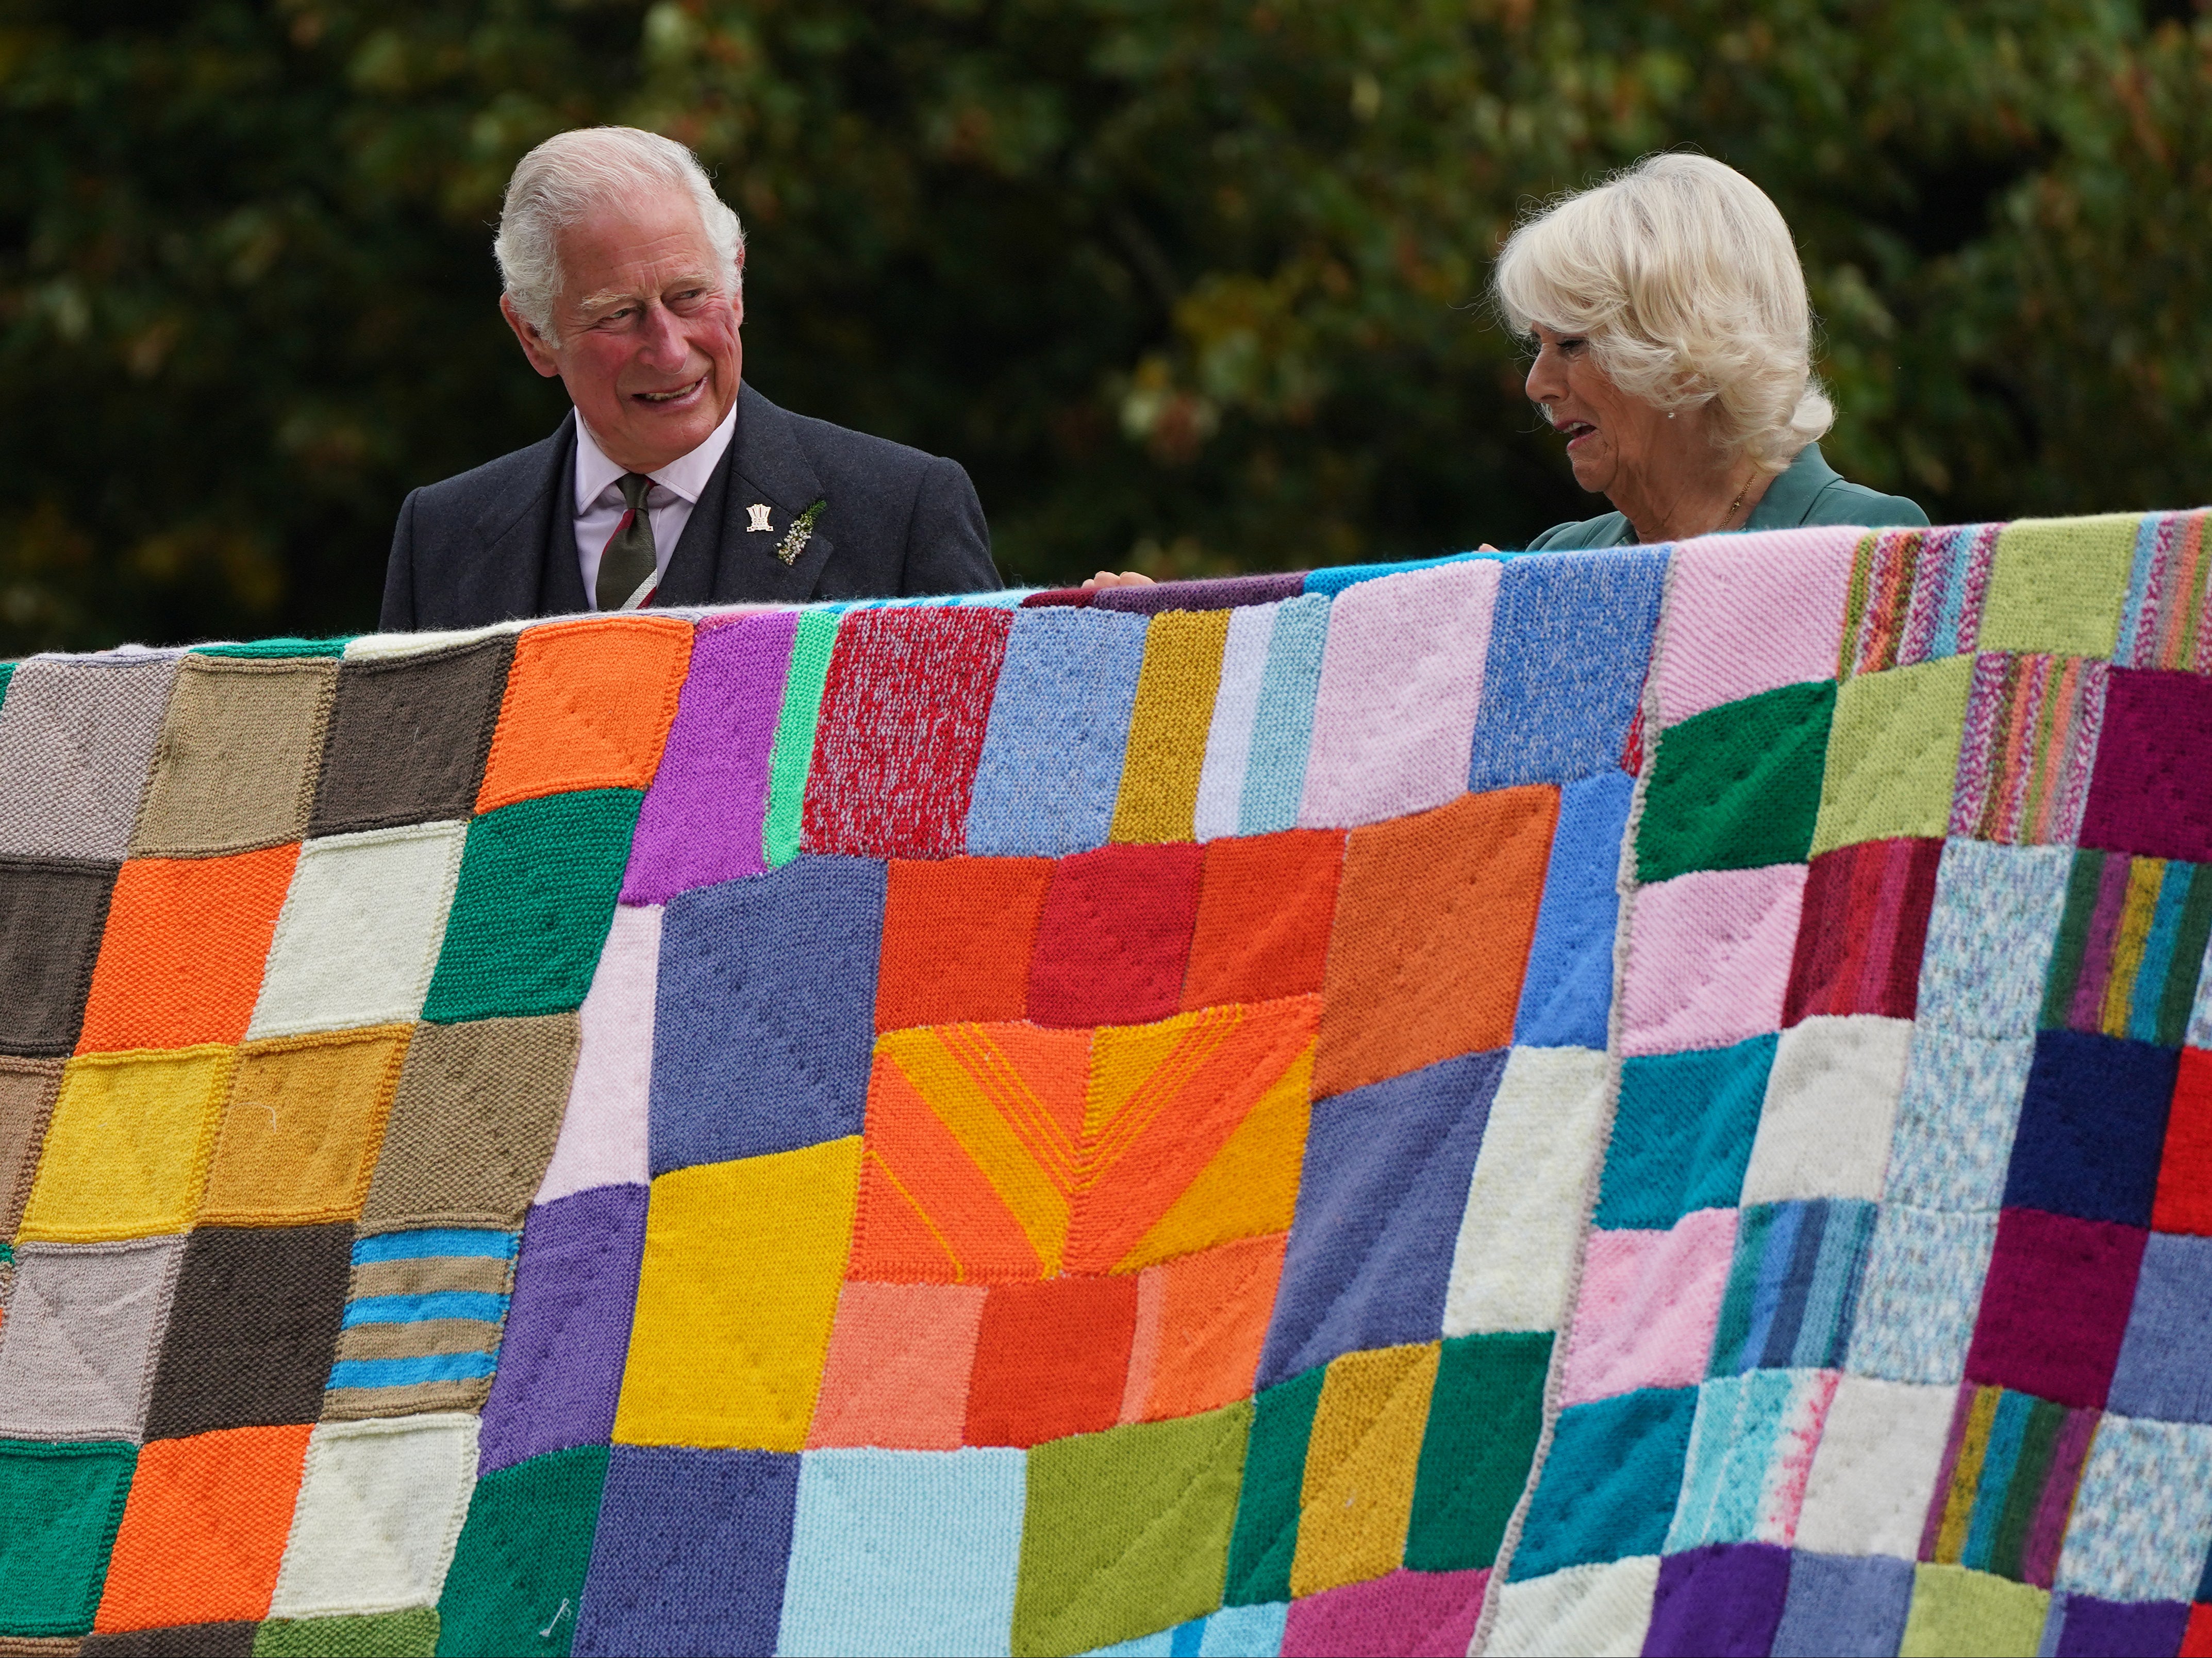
379, 126, 999, 629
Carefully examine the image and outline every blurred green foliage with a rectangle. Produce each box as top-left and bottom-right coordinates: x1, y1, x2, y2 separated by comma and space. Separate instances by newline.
1, 0, 2207, 647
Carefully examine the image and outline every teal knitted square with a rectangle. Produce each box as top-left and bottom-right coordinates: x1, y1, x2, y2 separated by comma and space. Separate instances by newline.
423, 790, 642, 1023
1593, 1035, 1777, 1230
0, 1438, 136, 1634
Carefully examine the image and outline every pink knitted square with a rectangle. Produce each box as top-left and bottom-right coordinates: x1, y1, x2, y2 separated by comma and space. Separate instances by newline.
1298, 559, 1499, 829
1650, 528, 1860, 727
1560, 1209, 1740, 1406
1620, 864, 1809, 1057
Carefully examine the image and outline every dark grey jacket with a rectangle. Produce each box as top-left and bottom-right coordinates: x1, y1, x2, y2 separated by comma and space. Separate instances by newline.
378, 382, 1000, 630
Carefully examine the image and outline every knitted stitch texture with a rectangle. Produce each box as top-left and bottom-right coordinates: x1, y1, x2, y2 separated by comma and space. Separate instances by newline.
3, 508, 2211, 1657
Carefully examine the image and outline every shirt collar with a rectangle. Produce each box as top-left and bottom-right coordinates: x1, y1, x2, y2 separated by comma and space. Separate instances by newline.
572, 395, 740, 512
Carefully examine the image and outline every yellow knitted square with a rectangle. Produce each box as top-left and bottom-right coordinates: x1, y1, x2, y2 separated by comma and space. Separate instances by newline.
18, 1046, 232, 1242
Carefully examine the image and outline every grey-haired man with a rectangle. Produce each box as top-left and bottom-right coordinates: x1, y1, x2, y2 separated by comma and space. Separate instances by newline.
379, 126, 998, 630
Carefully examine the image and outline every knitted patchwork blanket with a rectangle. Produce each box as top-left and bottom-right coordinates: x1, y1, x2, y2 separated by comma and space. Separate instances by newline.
0, 511, 2207, 1658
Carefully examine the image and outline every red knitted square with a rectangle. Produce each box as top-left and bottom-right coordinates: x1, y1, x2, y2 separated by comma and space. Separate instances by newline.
801, 608, 1013, 859
2080, 667, 2212, 863
1782, 836, 1942, 1025
874, 856, 1053, 1032
2153, 1047, 2212, 1236
963, 1276, 1140, 1448
93, 1424, 312, 1632
1026, 843, 1204, 1028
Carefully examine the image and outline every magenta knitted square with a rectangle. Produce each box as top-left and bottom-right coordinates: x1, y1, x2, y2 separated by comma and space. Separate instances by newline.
1964, 1207, 2148, 1409
2078, 668, 2212, 863
800, 607, 1012, 859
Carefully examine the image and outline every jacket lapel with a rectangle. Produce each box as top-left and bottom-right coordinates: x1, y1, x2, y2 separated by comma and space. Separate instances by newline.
708, 382, 836, 605
457, 413, 576, 624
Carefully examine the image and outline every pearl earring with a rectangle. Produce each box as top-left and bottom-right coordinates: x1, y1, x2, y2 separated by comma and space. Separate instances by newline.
1667, 411, 1676, 420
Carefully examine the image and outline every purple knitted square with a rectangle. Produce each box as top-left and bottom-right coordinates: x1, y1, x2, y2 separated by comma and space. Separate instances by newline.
1642, 1542, 1792, 1657
621, 611, 796, 904
477, 1184, 648, 1474
2052, 1593, 2189, 1657
2079, 668, 2212, 864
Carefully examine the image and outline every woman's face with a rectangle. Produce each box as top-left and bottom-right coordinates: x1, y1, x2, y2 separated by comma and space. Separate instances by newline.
1522, 323, 1669, 497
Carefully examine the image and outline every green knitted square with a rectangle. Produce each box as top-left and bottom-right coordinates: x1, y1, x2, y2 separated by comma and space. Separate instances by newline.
257, 1609, 440, 1655
1638, 681, 1836, 883
196, 637, 353, 659
1405, 1331, 1552, 1571
1222, 1364, 1326, 1606
1013, 1403, 1250, 1657
1976, 514, 2141, 659
422, 789, 642, 1023
1810, 656, 1974, 856
0, 1438, 136, 1635
435, 1445, 608, 1657
764, 608, 841, 869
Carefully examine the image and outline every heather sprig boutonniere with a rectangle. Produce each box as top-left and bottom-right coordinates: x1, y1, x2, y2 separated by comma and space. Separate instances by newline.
775, 499, 825, 566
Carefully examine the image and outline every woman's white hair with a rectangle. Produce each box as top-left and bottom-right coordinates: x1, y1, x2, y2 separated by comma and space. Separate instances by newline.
1492, 153, 1833, 473
495, 126, 745, 342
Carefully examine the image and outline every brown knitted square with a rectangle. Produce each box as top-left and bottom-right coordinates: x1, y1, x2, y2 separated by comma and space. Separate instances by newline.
0, 858, 117, 1057
0, 1058, 62, 1241
130, 656, 337, 858
80, 1623, 257, 1656
140, 1221, 353, 1442
357, 1013, 580, 1234
309, 638, 514, 835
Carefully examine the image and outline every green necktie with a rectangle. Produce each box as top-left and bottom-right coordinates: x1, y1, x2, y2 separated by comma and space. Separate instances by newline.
596, 472, 658, 611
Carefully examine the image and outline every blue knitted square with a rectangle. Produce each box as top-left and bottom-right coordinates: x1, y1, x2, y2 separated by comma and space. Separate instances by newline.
1255, 1049, 1505, 1387
1508, 1384, 1699, 1580
1467, 547, 1668, 791
1769, 1551, 1914, 1657
2003, 1029, 2178, 1227
1515, 769, 1635, 1049
651, 855, 887, 1171
1594, 1035, 1776, 1230
573, 1446, 799, 1657
2109, 1232, 2212, 1422
776, 1447, 1026, 1656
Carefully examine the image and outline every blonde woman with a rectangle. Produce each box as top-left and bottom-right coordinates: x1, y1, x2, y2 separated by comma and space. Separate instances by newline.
1504, 152, 1924, 548
1084, 152, 1921, 589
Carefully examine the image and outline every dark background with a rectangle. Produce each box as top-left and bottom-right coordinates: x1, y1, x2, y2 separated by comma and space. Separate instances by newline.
3, 0, 2207, 649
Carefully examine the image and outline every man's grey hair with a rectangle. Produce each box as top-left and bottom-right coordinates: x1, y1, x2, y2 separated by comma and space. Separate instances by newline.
494, 126, 745, 342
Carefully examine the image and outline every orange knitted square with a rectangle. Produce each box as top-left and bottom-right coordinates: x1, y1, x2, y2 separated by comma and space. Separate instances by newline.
92, 1423, 312, 1632
1313, 785, 1559, 1098
475, 615, 693, 813
1127, 1230, 1287, 1423
75, 844, 300, 1054
873, 856, 1053, 1033
806, 1279, 987, 1450
1182, 829, 1346, 1010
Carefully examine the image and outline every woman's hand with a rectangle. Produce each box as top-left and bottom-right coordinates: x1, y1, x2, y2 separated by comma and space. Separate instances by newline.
1080, 571, 1156, 590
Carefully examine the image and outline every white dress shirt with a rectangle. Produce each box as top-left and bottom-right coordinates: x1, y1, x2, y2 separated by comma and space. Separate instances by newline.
573, 399, 739, 607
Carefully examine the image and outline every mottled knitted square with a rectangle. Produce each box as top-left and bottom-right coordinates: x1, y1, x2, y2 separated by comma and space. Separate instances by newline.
129, 656, 336, 858
0, 857, 117, 1057
801, 606, 1011, 858
0, 654, 180, 861
358, 1013, 579, 1234
308, 635, 511, 835
141, 1222, 354, 1442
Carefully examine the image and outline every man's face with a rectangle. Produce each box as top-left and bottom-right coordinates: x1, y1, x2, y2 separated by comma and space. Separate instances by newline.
500, 187, 743, 474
